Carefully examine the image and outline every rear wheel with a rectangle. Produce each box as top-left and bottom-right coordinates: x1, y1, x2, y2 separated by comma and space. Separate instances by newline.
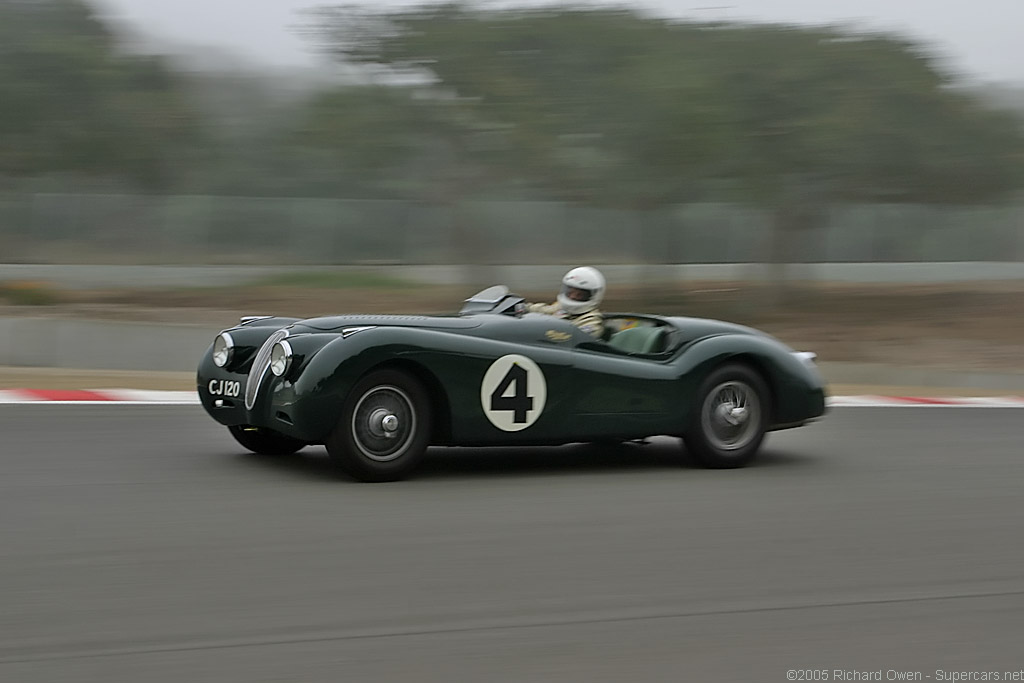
228, 425, 306, 456
683, 364, 770, 468
326, 369, 432, 482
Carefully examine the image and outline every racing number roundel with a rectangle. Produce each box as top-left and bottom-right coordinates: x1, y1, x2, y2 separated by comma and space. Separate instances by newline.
480, 354, 547, 432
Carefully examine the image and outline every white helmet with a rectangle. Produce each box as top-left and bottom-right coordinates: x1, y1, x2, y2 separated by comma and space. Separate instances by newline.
557, 266, 605, 315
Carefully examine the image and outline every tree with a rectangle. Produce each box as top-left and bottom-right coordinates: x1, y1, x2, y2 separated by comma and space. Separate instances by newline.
308, 3, 734, 206
697, 25, 1024, 267
305, 3, 1023, 293
292, 80, 535, 281
306, 3, 737, 279
0, 0, 204, 188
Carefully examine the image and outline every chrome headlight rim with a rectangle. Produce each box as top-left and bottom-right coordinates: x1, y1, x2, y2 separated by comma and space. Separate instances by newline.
213, 332, 235, 368
269, 340, 293, 378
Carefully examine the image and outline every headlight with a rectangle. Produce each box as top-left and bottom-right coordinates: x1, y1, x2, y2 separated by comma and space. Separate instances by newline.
212, 333, 234, 368
269, 340, 293, 377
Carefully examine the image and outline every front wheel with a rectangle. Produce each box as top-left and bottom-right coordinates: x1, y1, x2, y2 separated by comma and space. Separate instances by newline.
228, 425, 306, 456
326, 369, 432, 482
683, 364, 770, 468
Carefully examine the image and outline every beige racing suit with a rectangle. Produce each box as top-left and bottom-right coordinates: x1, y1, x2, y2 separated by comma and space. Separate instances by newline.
526, 303, 604, 338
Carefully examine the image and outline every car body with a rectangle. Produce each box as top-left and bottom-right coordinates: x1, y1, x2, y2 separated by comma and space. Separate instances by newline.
198, 286, 826, 480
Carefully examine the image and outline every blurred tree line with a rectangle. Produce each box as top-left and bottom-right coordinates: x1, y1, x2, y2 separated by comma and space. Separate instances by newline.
0, 0, 203, 188
2, 0, 1023, 266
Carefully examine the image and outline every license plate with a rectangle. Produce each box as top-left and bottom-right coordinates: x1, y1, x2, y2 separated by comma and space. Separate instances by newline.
208, 379, 242, 398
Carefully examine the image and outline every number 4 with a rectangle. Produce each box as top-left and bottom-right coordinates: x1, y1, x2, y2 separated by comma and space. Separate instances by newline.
490, 363, 533, 423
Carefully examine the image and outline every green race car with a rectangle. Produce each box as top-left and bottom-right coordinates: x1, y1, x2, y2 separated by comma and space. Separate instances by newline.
198, 286, 826, 481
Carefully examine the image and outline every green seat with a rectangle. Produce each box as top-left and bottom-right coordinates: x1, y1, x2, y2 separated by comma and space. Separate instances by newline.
607, 326, 666, 354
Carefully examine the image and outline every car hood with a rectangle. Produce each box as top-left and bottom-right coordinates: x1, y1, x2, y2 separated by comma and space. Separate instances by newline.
292, 314, 482, 333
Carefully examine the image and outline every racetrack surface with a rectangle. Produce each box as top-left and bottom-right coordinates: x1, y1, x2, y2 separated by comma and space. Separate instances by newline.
2, 406, 1022, 682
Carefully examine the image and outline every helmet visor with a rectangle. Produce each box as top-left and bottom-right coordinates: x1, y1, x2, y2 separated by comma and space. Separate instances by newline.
560, 284, 593, 302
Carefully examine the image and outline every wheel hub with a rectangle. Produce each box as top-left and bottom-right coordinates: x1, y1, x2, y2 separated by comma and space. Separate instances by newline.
368, 408, 400, 439
351, 385, 417, 463
716, 403, 749, 426
701, 380, 760, 452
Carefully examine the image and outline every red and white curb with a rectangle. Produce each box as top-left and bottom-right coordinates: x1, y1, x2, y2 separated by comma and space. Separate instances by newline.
0, 389, 200, 404
829, 395, 1024, 407
0, 389, 1023, 407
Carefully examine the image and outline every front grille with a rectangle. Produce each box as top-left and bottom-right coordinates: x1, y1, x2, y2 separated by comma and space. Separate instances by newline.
245, 328, 289, 410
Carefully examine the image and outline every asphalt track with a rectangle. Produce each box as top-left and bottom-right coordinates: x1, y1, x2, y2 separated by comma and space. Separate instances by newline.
2, 406, 1023, 682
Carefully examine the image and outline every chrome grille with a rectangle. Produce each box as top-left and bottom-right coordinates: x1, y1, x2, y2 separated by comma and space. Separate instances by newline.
245, 328, 289, 410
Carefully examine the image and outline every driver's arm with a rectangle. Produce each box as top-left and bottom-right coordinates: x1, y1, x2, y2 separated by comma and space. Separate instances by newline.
526, 302, 558, 315
574, 311, 604, 338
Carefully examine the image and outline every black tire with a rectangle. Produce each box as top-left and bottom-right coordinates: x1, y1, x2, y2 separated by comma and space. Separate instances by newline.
228, 425, 306, 456
326, 369, 432, 482
683, 363, 770, 469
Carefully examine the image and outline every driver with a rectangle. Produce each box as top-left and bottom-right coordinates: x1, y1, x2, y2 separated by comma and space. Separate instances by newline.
525, 266, 606, 338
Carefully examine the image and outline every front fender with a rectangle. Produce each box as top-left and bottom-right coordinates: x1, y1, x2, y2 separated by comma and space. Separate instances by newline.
281, 327, 467, 443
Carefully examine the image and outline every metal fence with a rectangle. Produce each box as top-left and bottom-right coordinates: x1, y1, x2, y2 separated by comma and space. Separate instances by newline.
1, 193, 1022, 265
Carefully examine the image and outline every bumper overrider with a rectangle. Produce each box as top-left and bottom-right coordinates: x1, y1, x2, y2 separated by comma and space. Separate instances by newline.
197, 326, 340, 443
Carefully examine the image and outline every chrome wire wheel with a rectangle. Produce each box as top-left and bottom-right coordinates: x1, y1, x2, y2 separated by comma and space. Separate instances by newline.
350, 385, 416, 463
700, 380, 761, 452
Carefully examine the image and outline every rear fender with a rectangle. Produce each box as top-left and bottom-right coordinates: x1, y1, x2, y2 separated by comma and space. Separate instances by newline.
674, 334, 824, 426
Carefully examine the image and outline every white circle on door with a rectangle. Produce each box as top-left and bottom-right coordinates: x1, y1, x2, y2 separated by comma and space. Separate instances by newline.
480, 354, 547, 432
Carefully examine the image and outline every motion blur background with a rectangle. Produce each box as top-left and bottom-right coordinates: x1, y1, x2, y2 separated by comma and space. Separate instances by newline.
4, 5, 1024, 681
1, 0, 1023, 375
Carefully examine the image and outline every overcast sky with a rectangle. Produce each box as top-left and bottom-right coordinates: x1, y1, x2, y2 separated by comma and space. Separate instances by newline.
92, 0, 1023, 84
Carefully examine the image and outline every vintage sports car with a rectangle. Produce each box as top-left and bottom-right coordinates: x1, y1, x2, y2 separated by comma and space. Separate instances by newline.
198, 286, 826, 481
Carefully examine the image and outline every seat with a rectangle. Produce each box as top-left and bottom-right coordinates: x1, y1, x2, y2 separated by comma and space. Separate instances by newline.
607, 325, 666, 354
